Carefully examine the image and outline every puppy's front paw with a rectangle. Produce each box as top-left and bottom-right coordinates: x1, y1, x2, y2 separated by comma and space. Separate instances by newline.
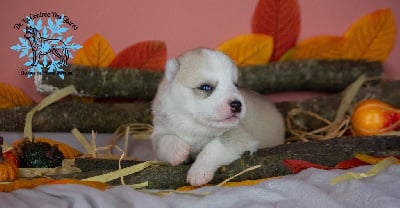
187, 165, 215, 186
158, 135, 190, 166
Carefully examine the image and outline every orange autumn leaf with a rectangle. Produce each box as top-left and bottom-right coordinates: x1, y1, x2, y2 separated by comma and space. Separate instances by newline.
344, 9, 396, 61
108, 40, 167, 71
72, 34, 115, 67
0, 178, 109, 192
0, 83, 34, 109
217, 34, 274, 67
284, 36, 347, 60
252, 0, 301, 61
49, 179, 109, 190
0, 178, 55, 192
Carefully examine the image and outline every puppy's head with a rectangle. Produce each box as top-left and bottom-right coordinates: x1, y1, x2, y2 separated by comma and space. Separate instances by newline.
164, 48, 245, 129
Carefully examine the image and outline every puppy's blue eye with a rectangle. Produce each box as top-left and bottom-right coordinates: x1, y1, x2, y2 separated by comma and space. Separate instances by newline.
198, 84, 213, 92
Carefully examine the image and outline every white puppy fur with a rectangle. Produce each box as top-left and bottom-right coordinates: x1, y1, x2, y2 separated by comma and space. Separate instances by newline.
151, 48, 285, 186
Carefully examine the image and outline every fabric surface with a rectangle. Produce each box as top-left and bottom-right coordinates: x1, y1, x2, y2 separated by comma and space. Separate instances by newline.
0, 165, 399, 208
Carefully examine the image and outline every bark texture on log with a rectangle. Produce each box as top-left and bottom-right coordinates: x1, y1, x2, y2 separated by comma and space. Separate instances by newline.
1, 81, 399, 133
35, 60, 383, 99
36, 65, 163, 100
0, 101, 152, 132
238, 60, 382, 93
66, 136, 400, 189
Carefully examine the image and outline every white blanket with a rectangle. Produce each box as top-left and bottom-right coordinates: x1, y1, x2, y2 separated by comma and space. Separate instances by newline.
1, 165, 399, 208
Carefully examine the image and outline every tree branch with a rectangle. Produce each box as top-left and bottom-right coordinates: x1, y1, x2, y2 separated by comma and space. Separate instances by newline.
65, 135, 400, 189
1, 81, 399, 133
0, 101, 152, 132
35, 60, 383, 99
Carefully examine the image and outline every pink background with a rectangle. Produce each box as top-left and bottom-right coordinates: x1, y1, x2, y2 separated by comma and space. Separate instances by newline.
1, 0, 399, 102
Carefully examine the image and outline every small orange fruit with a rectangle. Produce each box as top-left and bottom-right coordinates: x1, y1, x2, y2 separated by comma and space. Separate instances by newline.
351, 99, 400, 136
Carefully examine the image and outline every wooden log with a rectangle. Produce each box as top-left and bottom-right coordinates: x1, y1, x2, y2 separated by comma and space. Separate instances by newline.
35, 60, 383, 99
65, 135, 400, 189
35, 65, 163, 100
238, 60, 382, 93
0, 81, 399, 133
0, 101, 152, 132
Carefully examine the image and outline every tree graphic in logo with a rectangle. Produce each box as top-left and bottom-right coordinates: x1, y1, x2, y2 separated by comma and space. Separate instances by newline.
10, 14, 81, 79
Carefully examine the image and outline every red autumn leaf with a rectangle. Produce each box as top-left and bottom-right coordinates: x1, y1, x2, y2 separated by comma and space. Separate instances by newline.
252, 0, 301, 61
109, 40, 167, 71
283, 159, 331, 174
334, 158, 368, 169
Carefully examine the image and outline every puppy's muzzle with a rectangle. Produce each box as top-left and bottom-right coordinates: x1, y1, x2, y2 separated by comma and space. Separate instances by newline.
230, 100, 242, 113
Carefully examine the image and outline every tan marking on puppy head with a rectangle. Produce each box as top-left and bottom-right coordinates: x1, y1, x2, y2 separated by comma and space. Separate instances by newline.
174, 48, 238, 88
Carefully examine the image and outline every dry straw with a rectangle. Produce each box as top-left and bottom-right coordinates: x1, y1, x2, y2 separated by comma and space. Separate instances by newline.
286, 74, 367, 142
24, 85, 77, 140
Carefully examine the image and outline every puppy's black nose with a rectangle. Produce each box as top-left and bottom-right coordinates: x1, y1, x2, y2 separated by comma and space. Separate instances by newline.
230, 100, 242, 113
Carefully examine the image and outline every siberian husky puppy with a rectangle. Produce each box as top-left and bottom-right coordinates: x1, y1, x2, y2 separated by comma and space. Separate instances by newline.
151, 48, 285, 186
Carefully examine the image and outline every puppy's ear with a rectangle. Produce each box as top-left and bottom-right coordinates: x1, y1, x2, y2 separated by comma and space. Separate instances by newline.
165, 59, 179, 82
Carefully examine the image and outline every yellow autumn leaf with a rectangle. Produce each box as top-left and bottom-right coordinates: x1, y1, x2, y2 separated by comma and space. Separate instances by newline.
355, 154, 400, 165
72, 34, 115, 67
0, 83, 34, 109
344, 9, 396, 61
176, 177, 280, 191
284, 36, 347, 60
279, 47, 297, 61
217, 34, 274, 67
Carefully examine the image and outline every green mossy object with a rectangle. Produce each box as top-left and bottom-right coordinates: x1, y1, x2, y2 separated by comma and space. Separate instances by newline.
18, 140, 65, 168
